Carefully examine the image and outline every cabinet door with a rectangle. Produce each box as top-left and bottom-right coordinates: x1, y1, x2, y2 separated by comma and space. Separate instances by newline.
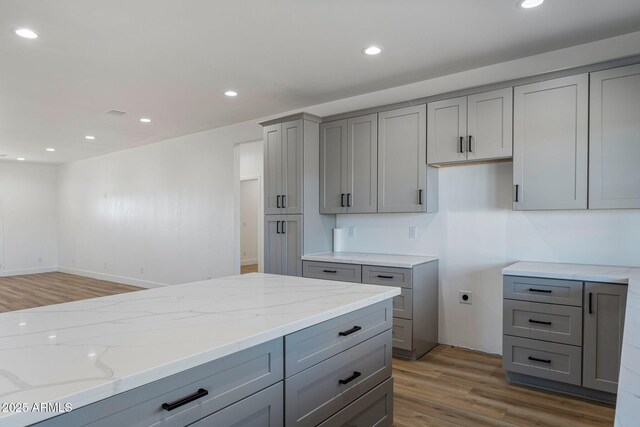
513, 74, 588, 210
281, 119, 304, 215
347, 114, 378, 213
467, 88, 513, 161
583, 282, 627, 394
264, 124, 282, 215
320, 120, 348, 214
264, 216, 283, 274
427, 97, 467, 164
282, 215, 303, 277
378, 105, 427, 213
589, 64, 640, 209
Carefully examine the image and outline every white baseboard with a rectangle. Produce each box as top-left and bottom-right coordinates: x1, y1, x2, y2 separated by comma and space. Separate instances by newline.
57, 267, 167, 289
0, 266, 58, 277
241, 258, 258, 266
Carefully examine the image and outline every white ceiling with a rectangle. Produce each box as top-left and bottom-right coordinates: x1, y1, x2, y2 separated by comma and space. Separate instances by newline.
2, 0, 640, 164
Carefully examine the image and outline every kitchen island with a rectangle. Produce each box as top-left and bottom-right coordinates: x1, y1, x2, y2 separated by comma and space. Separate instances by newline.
0, 273, 399, 427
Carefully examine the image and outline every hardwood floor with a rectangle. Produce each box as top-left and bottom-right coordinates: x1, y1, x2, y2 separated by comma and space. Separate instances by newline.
0, 272, 142, 313
241, 264, 259, 274
393, 345, 614, 427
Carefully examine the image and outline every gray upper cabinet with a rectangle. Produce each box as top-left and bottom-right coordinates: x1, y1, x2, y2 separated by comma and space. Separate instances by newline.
427, 88, 512, 165
264, 215, 302, 276
378, 105, 431, 213
513, 74, 589, 210
583, 282, 627, 394
264, 119, 303, 215
320, 114, 377, 214
589, 63, 640, 209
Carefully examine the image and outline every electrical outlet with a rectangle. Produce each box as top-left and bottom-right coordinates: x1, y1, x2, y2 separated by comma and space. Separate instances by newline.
459, 290, 472, 304
409, 227, 417, 240
348, 226, 355, 237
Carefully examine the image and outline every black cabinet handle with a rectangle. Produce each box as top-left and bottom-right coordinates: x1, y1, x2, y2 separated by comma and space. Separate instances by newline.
514, 185, 519, 203
161, 388, 208, 411
528, 356, 551, 364
528, 288, 552, 293
282, 221, 286, 234
338, 325, 362, 336
341, 193, 345, 208
377, 275, 394, 279
323, 269, 337, 273
529, 319, 552, 325
282, 195, 286, 208
347, 193, 351, 207
338, 371, 362, 385
418, 189, 423, 205
276, 195, 281, 208
459, 136, 464, 153
468, 135, 473, 152
589, 292, 593, 314
276, 221, 281, 234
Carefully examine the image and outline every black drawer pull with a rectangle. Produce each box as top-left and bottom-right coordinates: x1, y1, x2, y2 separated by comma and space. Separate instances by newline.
161, 388, 208, 411
528, 319, 552, 325
341, 193, 346, 207
528, 356, 551, 364
338, 325, 362, 336
377, 275, 394, 279
323, 269, 337, 273
276, 195, 281, 208
282, 195, 286, 208
528, 288, 552, 293
338, 371, 362, 385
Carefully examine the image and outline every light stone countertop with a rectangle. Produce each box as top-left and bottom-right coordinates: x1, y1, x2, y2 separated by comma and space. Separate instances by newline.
301, 252, 439, 268
0, 273, 399, 427
502, 261, 640, 427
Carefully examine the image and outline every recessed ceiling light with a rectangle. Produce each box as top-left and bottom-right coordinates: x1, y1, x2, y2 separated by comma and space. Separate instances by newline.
46, 148, 55, 152
139, 117, 151, 123
17, 157, 25, 161
14, 28, 38, 39
519, 0, 544, 8
362, 46, 383, 55
85, 135, 95, 140
224, 90, 238, 97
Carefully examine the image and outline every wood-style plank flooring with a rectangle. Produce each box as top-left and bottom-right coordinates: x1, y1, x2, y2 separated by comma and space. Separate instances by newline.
0, 273, 615, 426
393, 345, 614, 427
241, 264, 258, 274
0, 272, 142, 313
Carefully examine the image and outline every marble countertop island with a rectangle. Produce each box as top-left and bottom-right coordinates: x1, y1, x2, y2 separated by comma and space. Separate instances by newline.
301, 252, 439, 268
503, 261, 640, 427
0, 273, 399, 427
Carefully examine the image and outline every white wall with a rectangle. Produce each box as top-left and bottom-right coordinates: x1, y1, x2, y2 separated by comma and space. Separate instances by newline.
336, 163, 640, 355
0, 161, 58, 276
58, 121, 262, 287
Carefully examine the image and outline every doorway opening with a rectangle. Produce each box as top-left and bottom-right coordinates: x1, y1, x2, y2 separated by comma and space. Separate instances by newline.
240, 177, 260, 274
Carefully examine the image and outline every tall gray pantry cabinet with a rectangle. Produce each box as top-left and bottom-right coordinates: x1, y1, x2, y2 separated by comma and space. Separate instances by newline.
261, 114, 334, 276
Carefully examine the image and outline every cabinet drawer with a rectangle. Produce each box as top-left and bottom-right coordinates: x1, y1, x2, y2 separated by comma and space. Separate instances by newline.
303, 261, 362, 283
503, 335, 582, 386
186, 382, 283, 427
317, 378, 393, 427
393, 288, 413, 320
392, 317, 413, 351
504, 300, 583, 346
285, 300, 392, 377
285, 330, 393, 427
504, 276, 583, 306
362, 265, 412, 288
37, 339, 283, 427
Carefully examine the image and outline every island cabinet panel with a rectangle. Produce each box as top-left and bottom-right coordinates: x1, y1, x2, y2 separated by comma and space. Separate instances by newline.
589, 63, 640, 209
285, 300, 393, 377
187, 382, 283, 427
285, 329, 393, 427
35, 339, 284, 427
317, 378, 393, 427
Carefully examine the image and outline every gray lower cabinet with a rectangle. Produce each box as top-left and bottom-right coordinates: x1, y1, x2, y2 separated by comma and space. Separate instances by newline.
264, 215, 302, 276
583, 282, 628, 393
512, 74, 589, 210
503, 275, 628, 400
589, 63, 640, 209
317, 378, 393, 427
303, 259, 439, 360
